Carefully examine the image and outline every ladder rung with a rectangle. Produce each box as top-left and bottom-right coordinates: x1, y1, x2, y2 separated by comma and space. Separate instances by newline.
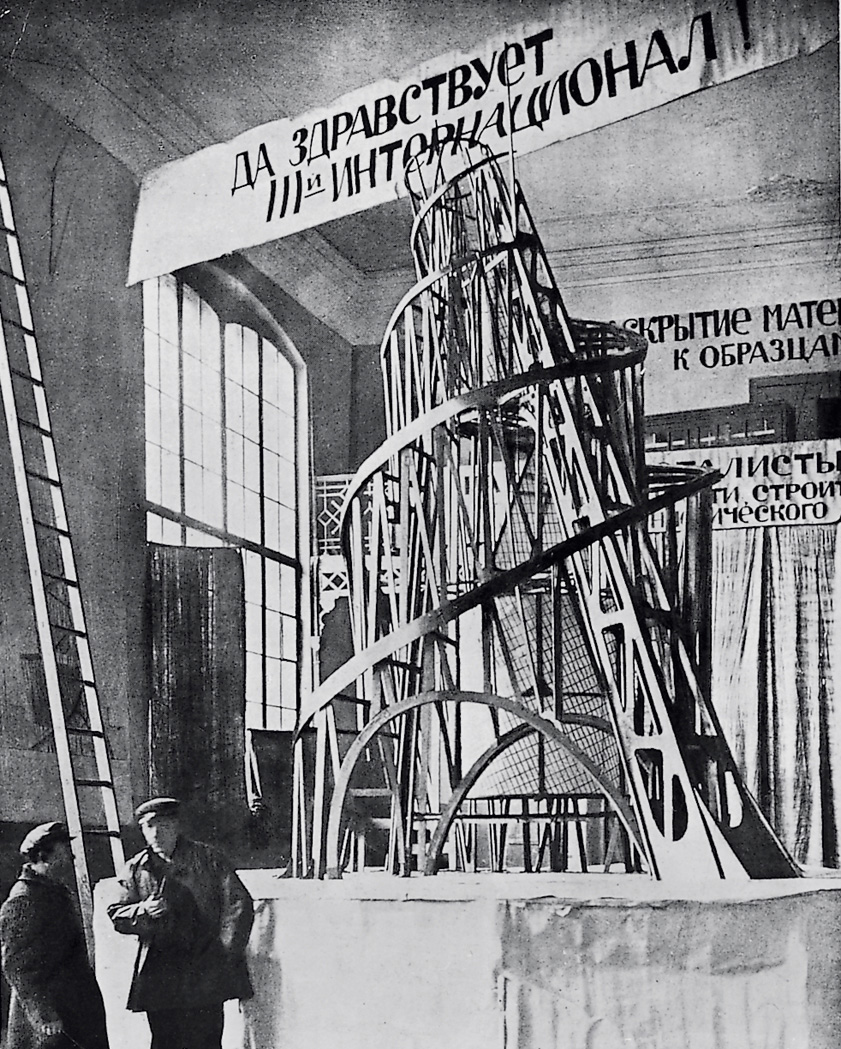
42, 570, 79, 587
26, 469, 60, 487
74, 778, 115, 788
33, 519, 70, 537
84, 828, 122, 838
19, 419, 53, 438
67, 727, 105, 738
10, 366, 44, 386
50, 622, 86, 637
0, 265, 23, 284
0, 314, 35, 337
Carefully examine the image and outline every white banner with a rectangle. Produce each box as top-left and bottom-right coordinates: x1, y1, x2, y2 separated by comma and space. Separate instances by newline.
128, 0, 837, 284
648, 440, 841, 528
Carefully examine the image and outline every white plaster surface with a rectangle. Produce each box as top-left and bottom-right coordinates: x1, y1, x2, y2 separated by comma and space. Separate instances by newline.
94, 871, 841, 1049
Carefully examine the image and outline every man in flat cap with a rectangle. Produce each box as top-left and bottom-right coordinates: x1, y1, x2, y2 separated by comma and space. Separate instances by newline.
107, 798, 253, 1049
0, 822, 110, 1049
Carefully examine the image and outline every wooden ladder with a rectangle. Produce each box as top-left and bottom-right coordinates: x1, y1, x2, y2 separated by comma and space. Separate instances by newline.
0, 150, 124, 952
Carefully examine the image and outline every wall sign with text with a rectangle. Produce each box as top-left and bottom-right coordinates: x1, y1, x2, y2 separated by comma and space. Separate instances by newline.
634, 297, 841, 414
647, 440, 841, 528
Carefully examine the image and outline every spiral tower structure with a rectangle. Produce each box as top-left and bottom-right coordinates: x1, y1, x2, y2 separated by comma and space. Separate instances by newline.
293, 144, 798, 882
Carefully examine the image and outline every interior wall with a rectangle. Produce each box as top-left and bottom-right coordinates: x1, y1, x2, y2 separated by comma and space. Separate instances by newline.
0, 74, 146, 831
349, 344, 386, 469
0, 75, 368, 836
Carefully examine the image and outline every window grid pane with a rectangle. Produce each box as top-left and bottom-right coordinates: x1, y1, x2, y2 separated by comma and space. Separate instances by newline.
160, 449, 181, 512
278, 354, 295, 412
242, 329, 260, 393
183, 406, 203, 464
226, 381, 244, 436
183, 460, 203, 518
159, 274, 179, 346
184, 527, 224, 547
263, 350, 278, 407
225, 324, 243, 385
203, 419, 223, 476
243, 439, 260, 492
159, 345, 180, 412
265, 658, 281, 709
160, 395, 180, 454
245, 600, 264, 654
203, 470, 224, 528
183, 353, 202, 410
146, 510, 163, 543
144, 329, 160, 390
265, 609, 281, 659
146, 444, 162, 505
202, 364, 222, 423
200, 301, 221, 372
281, 614, 298, 661
146, 388, 161, 448
281, 661, 298, 720
144, 276, 302, 734
227, 480, 245, 537
182, 284, 202, 360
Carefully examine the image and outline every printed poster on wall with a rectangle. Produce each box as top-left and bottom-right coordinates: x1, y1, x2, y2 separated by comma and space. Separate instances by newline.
647, 439, 841, 528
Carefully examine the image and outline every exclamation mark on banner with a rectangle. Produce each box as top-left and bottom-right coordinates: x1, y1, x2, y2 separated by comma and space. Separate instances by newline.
736, 0, 752, 51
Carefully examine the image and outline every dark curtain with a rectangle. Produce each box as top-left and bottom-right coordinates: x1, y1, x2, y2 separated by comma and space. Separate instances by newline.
147, 544, 247, 851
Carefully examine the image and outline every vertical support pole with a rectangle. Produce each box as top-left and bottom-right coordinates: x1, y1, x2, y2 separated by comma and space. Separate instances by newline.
311, 708, 328, 877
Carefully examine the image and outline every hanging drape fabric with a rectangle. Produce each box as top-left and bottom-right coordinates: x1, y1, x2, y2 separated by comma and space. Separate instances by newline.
710, 523, 841, 868
147, 544, 247, 847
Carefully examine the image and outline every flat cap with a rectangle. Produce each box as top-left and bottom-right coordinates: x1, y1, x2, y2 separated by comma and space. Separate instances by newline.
19, 821, 72, 856
134, 797, 181, 823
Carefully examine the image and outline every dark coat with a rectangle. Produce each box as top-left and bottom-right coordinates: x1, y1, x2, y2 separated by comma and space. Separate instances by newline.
107, 837, 253, 1012
0, 866, 110, 1049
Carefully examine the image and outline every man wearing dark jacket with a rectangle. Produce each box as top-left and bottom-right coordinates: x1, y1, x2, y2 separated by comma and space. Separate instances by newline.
0, 821, 110, 1049
107, 797, 253, 1049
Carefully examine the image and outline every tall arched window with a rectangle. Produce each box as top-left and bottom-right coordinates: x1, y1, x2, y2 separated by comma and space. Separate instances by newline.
143, 271, 310, 733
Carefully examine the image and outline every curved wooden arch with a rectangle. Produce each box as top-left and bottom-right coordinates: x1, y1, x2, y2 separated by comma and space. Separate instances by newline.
424, 724, 530, 876
423, 716, 623, 875
324, 690, 644, 879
